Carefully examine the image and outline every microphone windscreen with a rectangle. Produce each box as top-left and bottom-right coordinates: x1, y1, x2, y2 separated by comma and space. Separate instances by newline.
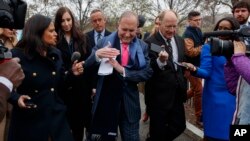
71, 52, 81, 62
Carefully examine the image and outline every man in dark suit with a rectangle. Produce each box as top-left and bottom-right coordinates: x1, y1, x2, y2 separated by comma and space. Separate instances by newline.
86, 9, 112, 97
85, 11, 153, 141
86, 9, 111, 49
145, 10, 187, 141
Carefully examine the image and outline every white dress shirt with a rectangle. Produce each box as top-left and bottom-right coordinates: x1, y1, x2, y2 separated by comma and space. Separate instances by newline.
0, 76, 13, 92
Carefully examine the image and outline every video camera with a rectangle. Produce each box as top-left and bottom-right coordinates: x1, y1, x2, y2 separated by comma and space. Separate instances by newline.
0, 0, 27, 63
203, 26, 250, 57
0, 0, 27, 29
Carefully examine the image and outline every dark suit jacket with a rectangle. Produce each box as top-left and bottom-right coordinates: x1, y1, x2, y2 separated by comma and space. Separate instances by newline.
56, 35, 93, 128
85, 32, 153, 137
145, 32, 187, 109
86, 29, 112, 49
144, 32, 187, 138
86, 29, 112, 91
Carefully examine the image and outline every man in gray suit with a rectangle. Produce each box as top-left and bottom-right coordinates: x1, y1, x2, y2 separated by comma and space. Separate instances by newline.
85, 11, 153, 141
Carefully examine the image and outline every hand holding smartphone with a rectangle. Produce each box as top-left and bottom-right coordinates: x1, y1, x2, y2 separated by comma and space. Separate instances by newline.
24, 99, 37, 108
174, 61, 188, 68
150, 43, 165, 53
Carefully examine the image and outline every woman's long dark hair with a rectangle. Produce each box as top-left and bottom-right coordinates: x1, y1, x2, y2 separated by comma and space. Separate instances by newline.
54, 6, 87, 54
213, 16, 240, 41
16, 14, 52, 55
214, 17, 240, 31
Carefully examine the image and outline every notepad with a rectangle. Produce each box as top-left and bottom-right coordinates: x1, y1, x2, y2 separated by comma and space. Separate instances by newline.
98, 58, 114, 76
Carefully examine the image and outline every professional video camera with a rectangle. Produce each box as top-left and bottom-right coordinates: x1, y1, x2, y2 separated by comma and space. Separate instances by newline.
0, 0, 27, 63
203, 26, 250, 57
0, 0, 27, 29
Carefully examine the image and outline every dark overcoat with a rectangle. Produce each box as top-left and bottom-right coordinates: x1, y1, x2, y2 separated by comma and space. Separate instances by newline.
8, 47, 74, 141
57, 35, 93, 129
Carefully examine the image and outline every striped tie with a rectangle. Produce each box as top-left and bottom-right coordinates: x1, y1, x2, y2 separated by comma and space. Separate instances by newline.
97, 33, 102, 42
166, 39, 172, 60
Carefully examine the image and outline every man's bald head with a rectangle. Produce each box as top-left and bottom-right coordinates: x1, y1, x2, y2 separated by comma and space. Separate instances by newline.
159, 10, 178, 23
158, 10, 178, 39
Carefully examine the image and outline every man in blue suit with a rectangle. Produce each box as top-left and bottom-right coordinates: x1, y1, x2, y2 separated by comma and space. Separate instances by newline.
85, 11, 153, 141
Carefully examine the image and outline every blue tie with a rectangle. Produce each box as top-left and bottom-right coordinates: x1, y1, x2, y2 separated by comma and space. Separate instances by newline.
97, 33, 102, 42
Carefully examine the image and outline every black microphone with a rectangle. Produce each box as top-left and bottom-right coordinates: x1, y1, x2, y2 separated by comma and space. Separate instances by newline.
71, 51, 85, 67
203, 26, 250, 38
203, 30, 235, 38
71, 51, 81, 62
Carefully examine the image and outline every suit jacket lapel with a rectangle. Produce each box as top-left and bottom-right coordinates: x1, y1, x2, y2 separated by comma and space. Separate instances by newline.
174, 35, 185, 62
104, 30, 110, 36
174, 35, 180, 61
128, 41, 136, 66
90, 30, 96, 46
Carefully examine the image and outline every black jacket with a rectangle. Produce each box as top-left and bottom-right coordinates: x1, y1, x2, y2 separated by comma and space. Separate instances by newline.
8, 47, 75, 141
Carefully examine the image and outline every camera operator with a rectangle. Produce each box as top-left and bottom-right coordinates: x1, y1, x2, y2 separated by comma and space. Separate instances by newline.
182, 17, 240, 140
224, 40, 250, 125
0, 58, 24, 122
223, 1, 250, 125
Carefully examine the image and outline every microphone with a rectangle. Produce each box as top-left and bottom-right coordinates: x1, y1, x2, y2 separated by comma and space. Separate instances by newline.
203, 30, 234, 38
203, 26, 250, 38
71, 51, 85, 67
71, 51, 81, 62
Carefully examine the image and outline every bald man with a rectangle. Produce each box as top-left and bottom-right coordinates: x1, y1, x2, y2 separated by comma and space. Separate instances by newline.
85, 11, 153, 141
145, 10, 187, 141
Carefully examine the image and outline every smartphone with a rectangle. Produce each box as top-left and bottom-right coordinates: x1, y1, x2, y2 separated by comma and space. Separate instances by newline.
174, 61, 188, 68
150, 43, 165, 53
24, 99, 36, 108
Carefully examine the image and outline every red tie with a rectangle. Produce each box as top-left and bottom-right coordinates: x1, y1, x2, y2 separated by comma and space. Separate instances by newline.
121, 43, 129, 66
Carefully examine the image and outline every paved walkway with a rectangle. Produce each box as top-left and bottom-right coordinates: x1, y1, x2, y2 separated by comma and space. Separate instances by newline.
0, 93, 204, 141
117, 94, 204, 141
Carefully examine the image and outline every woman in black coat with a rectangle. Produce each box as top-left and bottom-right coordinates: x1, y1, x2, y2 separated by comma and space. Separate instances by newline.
7, 14, 84, 141
54, 7, 93, 141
